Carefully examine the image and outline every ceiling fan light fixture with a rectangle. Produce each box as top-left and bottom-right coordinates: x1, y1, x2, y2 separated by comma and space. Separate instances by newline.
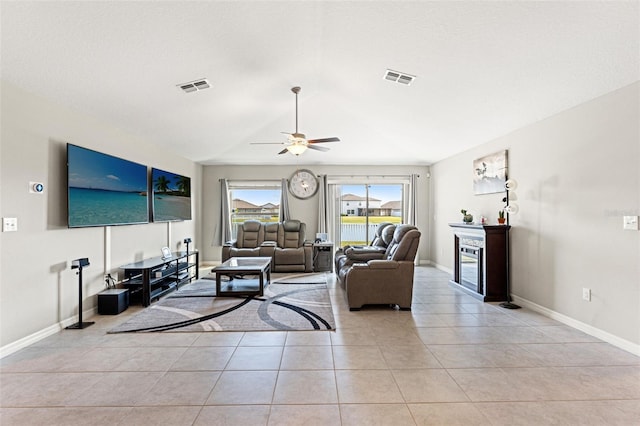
250, 86, 340, 155
287, 143, 307, 156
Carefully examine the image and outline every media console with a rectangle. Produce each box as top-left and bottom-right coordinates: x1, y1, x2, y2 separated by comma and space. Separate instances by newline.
120, 251, 199, 306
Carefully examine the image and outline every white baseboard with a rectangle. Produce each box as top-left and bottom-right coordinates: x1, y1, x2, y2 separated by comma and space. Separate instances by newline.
425, 263, 639, 356
511, 295, 640, 356
432, 262, 453, 275
0, 307, 97, 359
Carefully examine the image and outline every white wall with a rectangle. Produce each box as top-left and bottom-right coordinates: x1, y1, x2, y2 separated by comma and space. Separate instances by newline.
3, 75, 637, 354
201, 164, 430, 263
0, 81, 201, 350
430, 82, 640, 348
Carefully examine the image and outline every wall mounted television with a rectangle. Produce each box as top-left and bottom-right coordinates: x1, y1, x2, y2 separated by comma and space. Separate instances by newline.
151, 168, 192, 222
67, 144, 149, 228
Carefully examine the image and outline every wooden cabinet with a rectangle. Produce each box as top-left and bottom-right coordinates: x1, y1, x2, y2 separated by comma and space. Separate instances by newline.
120, 251, 199, 306
449, 224, 509, 302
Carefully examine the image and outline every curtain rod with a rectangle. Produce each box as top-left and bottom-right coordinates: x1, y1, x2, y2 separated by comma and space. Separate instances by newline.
218, 178, 283, 182
219, 175, 420, 181
325, 174, 420, 178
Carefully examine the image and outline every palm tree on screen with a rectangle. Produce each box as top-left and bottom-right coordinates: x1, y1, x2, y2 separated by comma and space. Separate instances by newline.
155, 176, 170, 194
176, 176, 190, 196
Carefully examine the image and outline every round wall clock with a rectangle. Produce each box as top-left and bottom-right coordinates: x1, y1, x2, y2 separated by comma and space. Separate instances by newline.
288, 169, 319, 199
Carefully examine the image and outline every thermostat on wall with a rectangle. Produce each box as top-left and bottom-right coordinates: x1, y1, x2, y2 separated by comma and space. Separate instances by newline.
29, 182, 44, 194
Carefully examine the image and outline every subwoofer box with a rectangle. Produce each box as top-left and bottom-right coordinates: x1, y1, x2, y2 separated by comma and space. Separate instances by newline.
98, 288, 129, 315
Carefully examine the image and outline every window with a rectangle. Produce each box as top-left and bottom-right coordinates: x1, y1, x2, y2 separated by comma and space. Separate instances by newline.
227, 180, 281, 238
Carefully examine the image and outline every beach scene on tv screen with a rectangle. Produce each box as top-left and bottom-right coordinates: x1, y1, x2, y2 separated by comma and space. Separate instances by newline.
152, 169, 191, 221
68, 145, 148, 227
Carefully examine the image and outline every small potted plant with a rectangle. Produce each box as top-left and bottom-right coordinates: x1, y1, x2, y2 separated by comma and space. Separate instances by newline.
498, 210, 506, 224
461, 209, 473, 224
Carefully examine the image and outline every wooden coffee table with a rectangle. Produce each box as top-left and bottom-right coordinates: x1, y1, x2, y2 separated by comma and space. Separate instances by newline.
212, 257, 272, 296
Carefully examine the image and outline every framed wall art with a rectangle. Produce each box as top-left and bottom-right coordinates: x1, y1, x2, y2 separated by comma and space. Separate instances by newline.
473, 150, 507, 195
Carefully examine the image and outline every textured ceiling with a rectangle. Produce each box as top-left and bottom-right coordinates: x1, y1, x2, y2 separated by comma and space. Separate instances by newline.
1, 1, 638, 165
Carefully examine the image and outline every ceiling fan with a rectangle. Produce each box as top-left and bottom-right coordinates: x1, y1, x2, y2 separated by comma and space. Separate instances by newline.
251, 86, 340, 156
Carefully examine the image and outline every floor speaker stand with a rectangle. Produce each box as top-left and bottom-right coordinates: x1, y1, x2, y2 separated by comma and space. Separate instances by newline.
66, 258, 95, 329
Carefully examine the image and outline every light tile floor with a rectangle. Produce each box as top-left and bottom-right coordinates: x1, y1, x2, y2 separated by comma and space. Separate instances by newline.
1, 266, 639, 425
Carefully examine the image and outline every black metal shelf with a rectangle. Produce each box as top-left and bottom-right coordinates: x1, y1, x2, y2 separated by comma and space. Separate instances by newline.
120, 251, 199, 306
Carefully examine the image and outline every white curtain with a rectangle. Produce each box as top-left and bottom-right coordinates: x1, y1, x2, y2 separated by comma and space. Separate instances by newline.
219, 178, 232, 245
279, 178, 290, 221
407, 173, 418, 225
327, 183, 340, 245
317, 174, 328, 233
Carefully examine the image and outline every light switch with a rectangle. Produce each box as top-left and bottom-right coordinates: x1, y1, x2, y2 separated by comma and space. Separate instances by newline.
623, 216, 639, 231
3, 217, 18, 232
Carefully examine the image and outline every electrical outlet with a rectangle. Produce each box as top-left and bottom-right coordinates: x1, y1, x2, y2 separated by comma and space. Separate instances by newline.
2, 217, 18, 232
104, 273, 118, 285
582, 288, 591, 301
623, 216, 639, 230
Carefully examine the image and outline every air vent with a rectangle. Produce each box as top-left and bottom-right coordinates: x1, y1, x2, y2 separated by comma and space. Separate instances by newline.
177, 78, 210, 93
383, 69, 415, 85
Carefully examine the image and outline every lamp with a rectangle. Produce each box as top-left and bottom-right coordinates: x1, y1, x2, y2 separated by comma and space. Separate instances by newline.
286, 143, 307, 156
500, 178, 520, 310
504, 204, 519, 214
501, 179, 519, 226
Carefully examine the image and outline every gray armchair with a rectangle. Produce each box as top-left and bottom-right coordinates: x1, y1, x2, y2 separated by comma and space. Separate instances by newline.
222, 220, 275, 262
336, 224, 396, 284
334, 222, 394, 273
273, 220, 313, 272
340, 224, 421, 311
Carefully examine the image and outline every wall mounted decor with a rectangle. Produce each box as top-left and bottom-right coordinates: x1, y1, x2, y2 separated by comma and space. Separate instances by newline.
473, 150, 507, 195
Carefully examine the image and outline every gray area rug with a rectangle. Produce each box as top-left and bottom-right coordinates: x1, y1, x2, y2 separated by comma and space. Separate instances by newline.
109, 273, 335, 333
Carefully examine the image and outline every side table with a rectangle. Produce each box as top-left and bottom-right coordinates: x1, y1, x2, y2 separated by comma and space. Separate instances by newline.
313, 241, 334, 272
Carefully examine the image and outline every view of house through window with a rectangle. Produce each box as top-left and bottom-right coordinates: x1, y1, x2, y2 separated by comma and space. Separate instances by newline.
229, 183, 281, 238
339, 184, 403, 248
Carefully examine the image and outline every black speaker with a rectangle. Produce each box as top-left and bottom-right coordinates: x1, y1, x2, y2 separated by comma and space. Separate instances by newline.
98, 288, 129, 315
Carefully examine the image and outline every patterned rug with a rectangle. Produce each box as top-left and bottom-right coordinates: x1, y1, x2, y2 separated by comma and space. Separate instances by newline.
109, 273, 335, 333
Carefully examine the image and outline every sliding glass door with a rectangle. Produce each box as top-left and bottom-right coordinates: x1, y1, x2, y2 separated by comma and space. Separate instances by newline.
337, 184, 403, 248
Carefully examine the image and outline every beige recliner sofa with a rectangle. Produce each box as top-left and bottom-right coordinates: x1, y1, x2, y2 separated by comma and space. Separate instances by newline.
338, 224, 421, 311
222, 219, 313, 272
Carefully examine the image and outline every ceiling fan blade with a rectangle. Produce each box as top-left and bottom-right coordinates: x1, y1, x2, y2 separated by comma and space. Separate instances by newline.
308, 137, 340, 144
277, 148, 289, 155
307, 144, 330, 152
250, 142, 286, 145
